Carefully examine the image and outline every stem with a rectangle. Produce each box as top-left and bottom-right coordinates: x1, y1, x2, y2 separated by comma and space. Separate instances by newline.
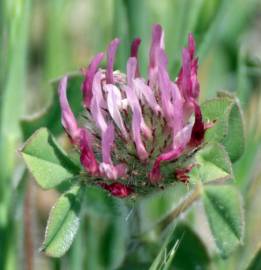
158, 183, 202, 231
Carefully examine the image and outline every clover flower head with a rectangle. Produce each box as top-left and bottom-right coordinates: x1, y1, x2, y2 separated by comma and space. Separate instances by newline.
58, 24, 207, 197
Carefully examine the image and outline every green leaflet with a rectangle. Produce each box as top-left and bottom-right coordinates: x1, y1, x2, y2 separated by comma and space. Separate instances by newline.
201, 93, 245, 162
189, 142, 234, 184
40, 185, 82, 257
21, 128, 80, 189
203, 185, 244, 258
20, 73, 83, 139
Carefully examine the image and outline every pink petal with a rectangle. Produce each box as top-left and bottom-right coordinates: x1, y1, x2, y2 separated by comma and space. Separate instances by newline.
130, 37, 141, 77
127, 57, 137, 87
82, 52, 104, 108
106, 38, 121, 84
148, 24, 164, 86
149, 145, 184, 183
114, 163, 128, 178
99, 182, 133, 198
100, 123, 128, 180
79, 129, 99, 175
157, 51, 175, 125
149, 24, 164, 69
123, 84, 152, 139
133, 78, 162, 114
177, 34, 199, 101
189, 101, 205, 146
99, 163, 127, 180
102, 123, 115, 164
191, 58, 199, 98
180, 48, 192, 98
124, 84, 149, 159
158, 68, 172, 117
172, 123, 193, 150
149, 123, 193, 183
132, 107, 148, 160
90, 71, 108, 133
176, 47, 196, 120
171, 82, 184, 135
90, 97, 108, 133
188, 33, 196, 59
127, 58, 143, 101
175, 163, 196, 184
58, 76, 81, 144
130, 38, 141, 58
104, 84, 129, 139
188, 34, 199, 98
92, 71, 106, 109
158, 47, 168, 68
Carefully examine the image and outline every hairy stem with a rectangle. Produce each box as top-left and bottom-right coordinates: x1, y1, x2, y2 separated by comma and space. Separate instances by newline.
158, 183, 202, 231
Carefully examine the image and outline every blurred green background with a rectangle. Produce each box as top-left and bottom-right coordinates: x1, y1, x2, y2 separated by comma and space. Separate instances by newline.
1, 0, 261, 269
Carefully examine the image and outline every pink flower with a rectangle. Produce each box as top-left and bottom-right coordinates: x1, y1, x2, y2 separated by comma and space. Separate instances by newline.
58, 77, 81, 144
58, 24, 207, 197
